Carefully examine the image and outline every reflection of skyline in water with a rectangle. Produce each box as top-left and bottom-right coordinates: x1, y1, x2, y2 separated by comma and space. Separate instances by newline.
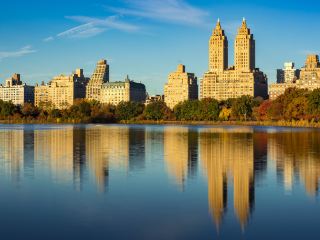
268, 131, 320, 196
0, 125, 319, 232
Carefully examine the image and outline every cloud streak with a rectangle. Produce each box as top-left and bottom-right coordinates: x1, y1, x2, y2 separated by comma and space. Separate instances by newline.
52, 15, 140, 40
108, 0, 209, 26
0, 46, 36, 60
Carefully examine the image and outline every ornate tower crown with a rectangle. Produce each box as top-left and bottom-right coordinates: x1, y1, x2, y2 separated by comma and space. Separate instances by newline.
213, 18, 225, 36
237, 17, 250, 35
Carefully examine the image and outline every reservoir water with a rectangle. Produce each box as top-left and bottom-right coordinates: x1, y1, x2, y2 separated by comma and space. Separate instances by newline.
0, 124, 319, 239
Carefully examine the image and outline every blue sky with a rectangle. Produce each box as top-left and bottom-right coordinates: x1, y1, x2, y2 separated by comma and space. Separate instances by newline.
0, 0, 320, 94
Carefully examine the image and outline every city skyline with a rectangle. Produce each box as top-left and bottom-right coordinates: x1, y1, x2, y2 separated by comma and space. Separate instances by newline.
1, 0, 320, 95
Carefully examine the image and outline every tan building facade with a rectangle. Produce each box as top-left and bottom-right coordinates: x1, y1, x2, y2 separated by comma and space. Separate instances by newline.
277, 62, 300, 84
100, 75, 146, 105
35, 69, 88, 109
86, 59, 109, 101
164, 64, 198, 109
0, 74, 34, 105
201, 19, 268, 101
269, 55, 320, 100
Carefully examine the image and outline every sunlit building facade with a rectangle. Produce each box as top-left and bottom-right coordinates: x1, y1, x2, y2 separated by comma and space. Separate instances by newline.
100, 75, 146, 105
269, 55, 320, 100
164, 64, 198, 109
201, 19, 268, 101
86, 59, 109, 101
35, 69, 88, 109
276, 62, 300, 84
0, 73, 34, 105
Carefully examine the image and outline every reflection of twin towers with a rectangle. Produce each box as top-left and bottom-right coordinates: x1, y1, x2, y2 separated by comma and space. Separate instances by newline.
0, 126, 319, 230
164, 127, 266, 229
165, 127, 320, 229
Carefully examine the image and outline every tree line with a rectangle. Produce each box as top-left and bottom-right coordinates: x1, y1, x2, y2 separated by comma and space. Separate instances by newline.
0, 87, 319, 123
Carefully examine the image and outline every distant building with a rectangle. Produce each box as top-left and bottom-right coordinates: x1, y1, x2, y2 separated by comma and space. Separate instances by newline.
35, 69, 89, 109
100, 75, 146, 105
0, 73, 34, 105
145, 94, 164, 105
200, 19, 268, 101
269, 55, 320, 100
86, 59, 109, 101
277, 62, 300, 83
164, 64, 198, 109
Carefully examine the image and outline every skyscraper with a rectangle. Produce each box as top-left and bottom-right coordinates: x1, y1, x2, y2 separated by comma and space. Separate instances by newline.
234, 18, 255, 72
209, 19, 228, 72
201, 19, 268, 101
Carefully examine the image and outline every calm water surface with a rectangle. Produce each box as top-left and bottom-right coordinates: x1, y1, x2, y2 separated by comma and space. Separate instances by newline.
0, 124, 319, 239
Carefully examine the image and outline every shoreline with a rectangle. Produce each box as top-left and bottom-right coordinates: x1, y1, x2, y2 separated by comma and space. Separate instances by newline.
122, 120, 320, 129
1, 119, 320, 129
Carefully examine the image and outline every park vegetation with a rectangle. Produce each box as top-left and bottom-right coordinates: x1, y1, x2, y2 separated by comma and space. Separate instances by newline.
1, 87, 320, 127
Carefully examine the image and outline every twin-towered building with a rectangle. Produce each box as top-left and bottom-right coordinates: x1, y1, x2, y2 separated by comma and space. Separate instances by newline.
202, 18, 268, 101
164, 18, 268, 109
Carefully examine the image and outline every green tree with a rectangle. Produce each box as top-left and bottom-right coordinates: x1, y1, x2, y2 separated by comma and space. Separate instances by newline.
308, 88, 320, 115
174, 100, 201, 121
0, 100, 17, 117
144, 101, 172, 120
231, 95, 254, 120
199, 98, 220, 121
116, 101, 144, 121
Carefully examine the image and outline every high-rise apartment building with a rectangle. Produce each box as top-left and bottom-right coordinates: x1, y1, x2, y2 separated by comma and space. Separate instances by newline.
0, 74, 34, 105
276, 62, 300, 83
86, 59, 109, 101
164, 64, 198, 109
269, 55, 320, 100
209, 19, 228, 72
35, 69, 88, 109
100, 75, 146, 105
201, 19, 268, 101
234, 18, 255, 72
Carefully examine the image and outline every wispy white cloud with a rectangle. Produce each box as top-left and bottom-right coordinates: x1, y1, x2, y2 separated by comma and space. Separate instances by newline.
108, 0, 209, 26
56, 15, 139, 39
43, 36, 54, 42
0, 46, 36, 60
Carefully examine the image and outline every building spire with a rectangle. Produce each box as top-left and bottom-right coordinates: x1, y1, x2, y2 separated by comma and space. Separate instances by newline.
242, 17, 247, 28
213, 18, 223, 36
